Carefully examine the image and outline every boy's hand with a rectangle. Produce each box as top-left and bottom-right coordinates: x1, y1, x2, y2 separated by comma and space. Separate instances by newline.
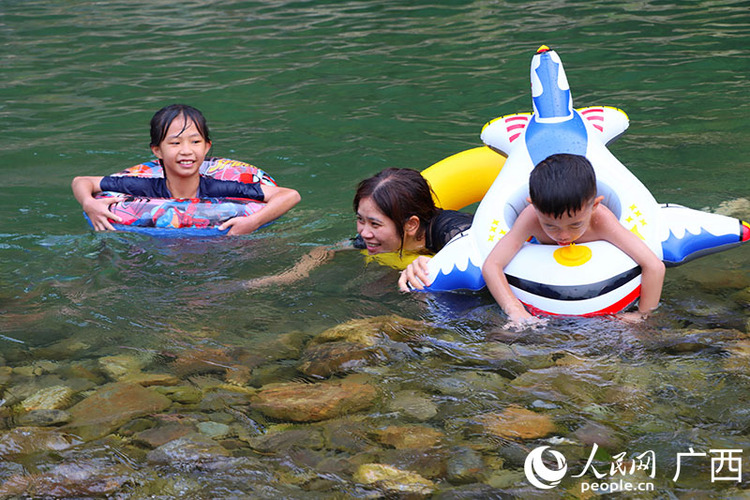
398, 256, 432, 291
83, 197, 123, 231
618, 311, 650, 324
506, 314, 548, 331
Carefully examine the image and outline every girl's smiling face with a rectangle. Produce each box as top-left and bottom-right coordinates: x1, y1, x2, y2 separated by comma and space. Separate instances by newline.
356, 196, 402, 254
150, 114, 212, 179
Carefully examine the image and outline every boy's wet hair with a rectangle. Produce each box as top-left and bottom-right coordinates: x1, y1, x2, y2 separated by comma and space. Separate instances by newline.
150, 104, 211, 147
353, 168, 437, 253
529, 153, 597, 218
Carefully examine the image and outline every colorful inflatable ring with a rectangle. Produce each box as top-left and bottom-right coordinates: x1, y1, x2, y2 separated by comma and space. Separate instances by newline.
87, 157, 276, 237
422, 46, 749, 316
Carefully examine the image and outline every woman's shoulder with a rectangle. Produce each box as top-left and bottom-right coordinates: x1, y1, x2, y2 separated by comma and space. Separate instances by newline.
426, 209, 474, 252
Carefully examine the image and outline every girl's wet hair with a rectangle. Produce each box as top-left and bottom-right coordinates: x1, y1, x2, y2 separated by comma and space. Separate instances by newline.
150, 104, 210, 147
353, 168, 438, 253
529, 153, 597, 218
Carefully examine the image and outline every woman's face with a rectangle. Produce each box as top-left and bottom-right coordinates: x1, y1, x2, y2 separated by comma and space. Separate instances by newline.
356, 196, 402, 254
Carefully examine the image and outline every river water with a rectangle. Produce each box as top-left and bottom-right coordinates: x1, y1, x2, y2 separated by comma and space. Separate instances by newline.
1, 1, 748, 497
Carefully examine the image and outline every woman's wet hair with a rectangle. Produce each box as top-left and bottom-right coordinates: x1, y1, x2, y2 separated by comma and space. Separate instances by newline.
353, 168, 437, 253
529, 153, 597, 218
150, 104, 211, 147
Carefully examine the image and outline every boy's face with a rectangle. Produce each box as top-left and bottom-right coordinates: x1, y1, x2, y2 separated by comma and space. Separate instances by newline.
151, 115, 212, 180
534, 197, 601, 246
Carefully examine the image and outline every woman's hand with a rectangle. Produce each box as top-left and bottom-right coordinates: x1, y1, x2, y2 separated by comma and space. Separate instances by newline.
398, 255, 432, 291
82, 196, 123, 231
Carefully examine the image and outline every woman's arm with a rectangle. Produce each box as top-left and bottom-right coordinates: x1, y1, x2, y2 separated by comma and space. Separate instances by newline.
398, 255, 433, 291
71, 176, 123, 231
219, 184, 301, 235
244, 245, 339, 288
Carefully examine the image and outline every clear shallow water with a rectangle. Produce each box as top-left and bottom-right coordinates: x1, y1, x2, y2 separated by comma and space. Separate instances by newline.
1, 0, 749, 497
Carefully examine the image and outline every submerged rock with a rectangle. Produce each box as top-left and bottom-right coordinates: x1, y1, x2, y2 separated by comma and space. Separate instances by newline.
0, 462, 138, 498
298, 315, 423, 378
477, 406, 555, 440
16, 409, 72, 427
309, 315, 427, 346
0, 426, 81, 457
446, 446, 486, 485
19, 384, 75, 411
353, 463, 436, 496
388, 390, 438, 421
372, 424, 443, 449
146, 433, 230, 467
64, 382, 172, 441
251, 379, 377, 422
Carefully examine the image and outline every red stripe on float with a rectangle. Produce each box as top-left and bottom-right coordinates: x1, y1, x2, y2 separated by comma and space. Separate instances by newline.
521, 285, 641, 318
509, 133, 521, 142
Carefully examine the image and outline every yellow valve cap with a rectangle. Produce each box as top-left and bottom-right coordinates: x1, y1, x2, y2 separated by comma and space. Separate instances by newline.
553, 243, 592, 267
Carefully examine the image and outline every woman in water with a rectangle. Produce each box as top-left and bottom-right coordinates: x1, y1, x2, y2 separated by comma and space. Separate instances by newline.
246, 167, 472, 287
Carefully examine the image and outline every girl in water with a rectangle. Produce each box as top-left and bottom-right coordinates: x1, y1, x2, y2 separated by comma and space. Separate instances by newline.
72, 104, 300, 235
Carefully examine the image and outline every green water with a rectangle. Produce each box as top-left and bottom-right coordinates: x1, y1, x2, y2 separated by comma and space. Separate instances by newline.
1, 0, 749, 497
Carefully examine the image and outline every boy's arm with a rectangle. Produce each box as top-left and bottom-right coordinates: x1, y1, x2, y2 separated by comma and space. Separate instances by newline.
219, 184, 301, 235
71, 176, 123, 231
597, 209, 666, 318
481, 207, 538, 324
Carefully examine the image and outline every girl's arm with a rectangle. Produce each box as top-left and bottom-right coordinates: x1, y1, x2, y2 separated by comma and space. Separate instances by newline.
219, 184, 301, 235
71, 176, 123, 231
596, 208, 666, 320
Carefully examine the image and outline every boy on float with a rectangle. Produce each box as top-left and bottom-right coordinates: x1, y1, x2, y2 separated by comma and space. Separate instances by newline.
400, 153, 665, 326
72, 104, 300, 235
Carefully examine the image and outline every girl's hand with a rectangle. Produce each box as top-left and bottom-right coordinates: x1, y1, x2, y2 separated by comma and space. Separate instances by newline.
83, 197, 123, 231
398, 256, 432, 291
219, 215, 261, 235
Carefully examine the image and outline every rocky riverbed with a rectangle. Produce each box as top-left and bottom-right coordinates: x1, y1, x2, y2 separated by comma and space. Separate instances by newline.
1, 298, 749, 498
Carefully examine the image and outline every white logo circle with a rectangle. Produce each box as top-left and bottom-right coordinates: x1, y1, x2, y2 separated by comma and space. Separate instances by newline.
524, 445, 568, 489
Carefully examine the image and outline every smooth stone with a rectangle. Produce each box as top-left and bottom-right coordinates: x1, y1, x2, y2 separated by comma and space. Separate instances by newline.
245, 427, 325, 453
16, 409, 72, 427
63, 382, 172, 441
197, 421, 231, 440
99, 354, 146, 380
477, 406, 555, 440
353, 463, 436, 496
372, 425, 443, 449
20, 385, 75, 411
134, 423, 196, 448
251, 379, 377, 422
146, 433, 230, 466
309, 315, 427, 347
154, 385, 203, 404
0, 427, 81, 457
446, 446, 486, 484
388, 390, 438, 421
0, 462, 136, 498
